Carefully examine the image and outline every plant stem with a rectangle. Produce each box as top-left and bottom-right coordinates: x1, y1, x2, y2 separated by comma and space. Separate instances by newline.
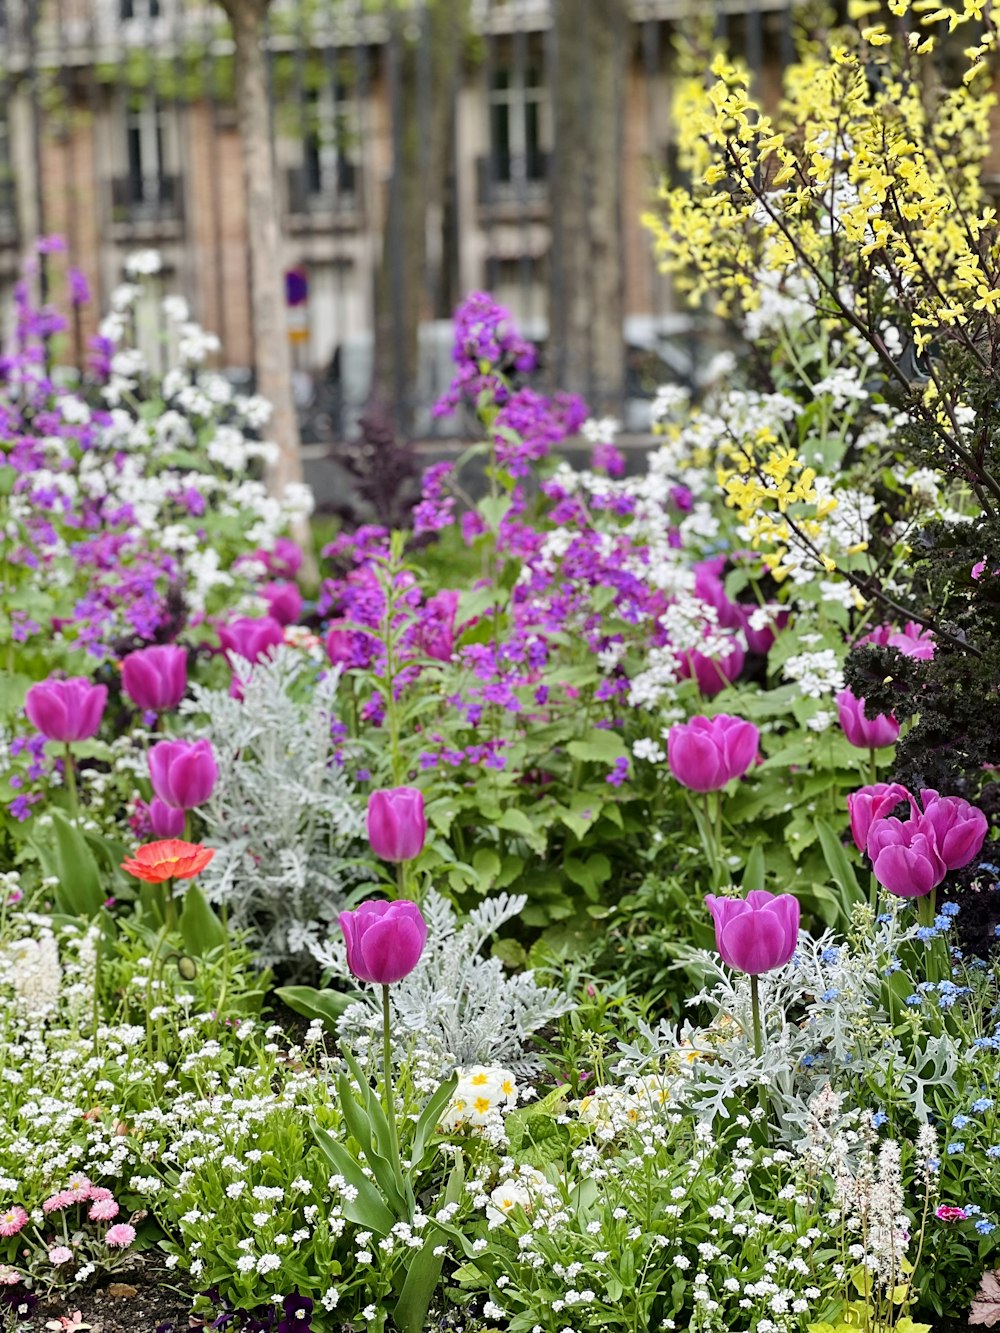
395, 862, 407, 902
868, 747, 878, 788
63, 743, 78, 823
750, 974, 763, 1060
381, 983, 401, 1172
165, 877, 177, 933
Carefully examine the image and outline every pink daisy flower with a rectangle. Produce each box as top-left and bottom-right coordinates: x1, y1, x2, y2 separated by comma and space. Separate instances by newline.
104, 1223, 135, 1249
48, 1246, 74, 1265
88, 1187, 113, 1203
65, 1175, 92, 1200
0, 1206, 28, 1237
88, 1198, 119, 1221
0, 1266, 21, 1286
42, 1190, 76, 1214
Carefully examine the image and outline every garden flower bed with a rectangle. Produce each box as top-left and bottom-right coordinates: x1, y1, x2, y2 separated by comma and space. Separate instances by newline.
7, 5, 1000, 1331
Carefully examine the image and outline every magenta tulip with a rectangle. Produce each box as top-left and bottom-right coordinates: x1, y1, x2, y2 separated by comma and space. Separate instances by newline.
218, 616, 285, 667
121, 645, 187, 713
846, 782, 912, 852
667, 714, 760, 793
866, 815, 947, 898
148, 798, 186, 839
676, 643, 745, 698
260, 582, 303, 627
705, 890, 800, 975
917, 790, 988, 871
25, 677, 107, 743
366, 787, 427, 862
339, 899, 427, 984
835, 689, 899, 749
149, 739, 218, 810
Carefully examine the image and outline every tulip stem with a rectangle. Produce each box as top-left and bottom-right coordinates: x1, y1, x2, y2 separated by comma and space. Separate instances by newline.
381, 983, 401, 1173
868, 747, 878, 788
63, 743, 79, 823
750, 974, 770, 1135
396, 862, 407, 903
750, 974, 763, 1061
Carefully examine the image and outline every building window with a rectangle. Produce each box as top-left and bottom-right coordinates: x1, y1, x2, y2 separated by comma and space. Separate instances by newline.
126, 95, 164, 207
488, 63, 546, 187
297, 83, 358, 211
120, 0, 161, 19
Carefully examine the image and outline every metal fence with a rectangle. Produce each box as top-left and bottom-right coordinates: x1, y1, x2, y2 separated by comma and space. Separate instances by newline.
0, 0, 818, 438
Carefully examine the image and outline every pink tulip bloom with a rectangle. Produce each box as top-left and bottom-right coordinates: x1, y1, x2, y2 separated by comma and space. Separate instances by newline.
25, 678, 107, 743
867, 815, 947, 898
258, 537, 303, 579
339, 899, 427, 984
218, 616, 285, 667
260, 582, 303, 627
148, 739, 218, 810
705, 890, 800, 976
835, 688, 899, 749
676, 643, 745, 698
121, 644, 187, 712
917, 789, 988, 871
366, 787, 427, 862
148, 797, 187, 839
846, 782, 912, 852
667, 714, 760, 793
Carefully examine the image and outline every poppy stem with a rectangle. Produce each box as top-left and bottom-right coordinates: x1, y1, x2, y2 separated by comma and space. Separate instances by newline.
64, 743, 78, 823
381, 983, 401, 1173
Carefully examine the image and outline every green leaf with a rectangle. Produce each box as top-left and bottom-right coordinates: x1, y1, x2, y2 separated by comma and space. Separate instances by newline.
274, 985, 354, 1030
336, 1072, 408, 1215
566, 729, 629, 764
564, 854, 611, 901
32, 809, 106, 917
311, 1125, 395, 1236
410, 1074, 458, 1167
478, 494, 512, 531
742, 843, 767, 893
393, 1157, 464, 1333
178, 883, 228, 957
814, 818, 864, 908
472, 848, 502, 889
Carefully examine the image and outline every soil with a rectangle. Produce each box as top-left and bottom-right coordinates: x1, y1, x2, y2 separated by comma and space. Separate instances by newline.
15, 1254, 197, 1332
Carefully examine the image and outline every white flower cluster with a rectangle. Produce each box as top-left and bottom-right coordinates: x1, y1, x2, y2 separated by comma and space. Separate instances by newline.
439, 1065, 519, 1138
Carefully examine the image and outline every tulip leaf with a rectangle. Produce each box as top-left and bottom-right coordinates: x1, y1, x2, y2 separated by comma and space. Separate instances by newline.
742, 843, 767, 893
311, 1125, 395, 1236
178, 883, 228, 957
33, 808, 106, 918
410, 1074, 458, 1167
274, 984, 354, 1030
336, 1073, 408, 1216
814, 818, 864, 907
393, 1157, 465, 1333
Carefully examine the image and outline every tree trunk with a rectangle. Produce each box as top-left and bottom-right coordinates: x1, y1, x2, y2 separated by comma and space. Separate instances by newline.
368, 0, 467, 436
218, 0, 314, 573
550, 0, 626, 415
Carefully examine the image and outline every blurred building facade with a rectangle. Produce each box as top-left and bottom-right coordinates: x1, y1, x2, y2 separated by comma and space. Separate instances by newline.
0, 0, 805, 432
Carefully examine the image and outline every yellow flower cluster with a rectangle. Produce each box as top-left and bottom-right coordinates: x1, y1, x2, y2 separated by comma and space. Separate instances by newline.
438, 1064, 518, 1134
717, 438, 840, 582
645, 7, 1000, 349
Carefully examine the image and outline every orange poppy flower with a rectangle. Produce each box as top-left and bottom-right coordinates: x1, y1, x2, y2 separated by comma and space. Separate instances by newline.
121, 838, 215, 883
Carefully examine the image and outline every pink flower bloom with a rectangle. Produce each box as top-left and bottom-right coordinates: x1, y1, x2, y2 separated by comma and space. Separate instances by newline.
105, 1223, 136, 1249
48, 1246, 74, 1265
88, 1197, 119, 1221
846, 782, 912, 852
935, 1205, 968, 1222
867, 815, 947, 898
65, 1175, 92, 1199
88, 1186, 113, 1203
835, 688, 899, 749
339, 899, 427, 985
42, 1190, 77, 1214
0, 1266, 21, 1285
667, 714, 760, 793
917, 789, 989, 872
0, 1206, 28, 1237
705, 890, 800, 976
366, 787, 427, 863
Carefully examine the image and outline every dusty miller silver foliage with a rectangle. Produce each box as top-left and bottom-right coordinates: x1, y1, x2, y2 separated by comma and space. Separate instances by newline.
180, 647, 367, 967
313, 889, 574, 1076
